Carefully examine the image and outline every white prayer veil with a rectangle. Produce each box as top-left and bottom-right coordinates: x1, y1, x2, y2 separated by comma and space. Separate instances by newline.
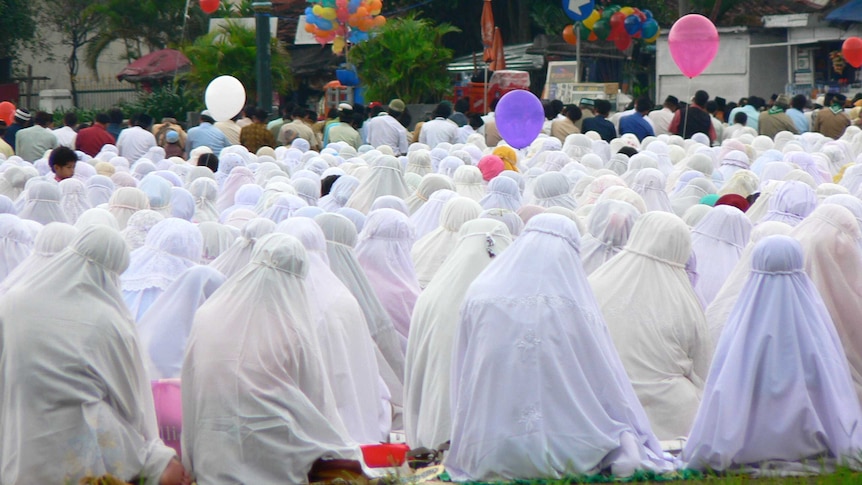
355, 208, 419, 350
532, 171, 578, 209
682, 235, 862, 473
405, 219, 512, 450
758, 180, 817, 226
0, 224, 177, 485
411, 197, 481, 288
0, 221, 76, 294
478, 176, 522, 212
198, 221, 237, 263
120, 210, 164, 251
405, 174, 456, 215
277, 217, 388, 443
59, 178, 91, 223
580, 199, 641, 275
261, 194, 308, 223
345, 156, 409, 213
209, 217, 275, 277
479, 208, 524, 236
18, 181, 68, 225
453, 165, 486, 201
670, 177, 716, 217
139, 174, 173, 217
446, 214, 672, 481
589, 212, 710, 440
705, 221, 793, 345
315, 212, 406, 427
409, 189, 458, 239
121, 218, 202, 321
370, 195, 409, 215
188, 177, 219, 223
690, 205, 752, 305
109, 187, 150, 230
319, 175, 360, 212
792, 204, 862, 406
632, 168, 673, 213
181, 233, 357, 484
0, 213, 34, 282
137, 265, 226, 379
293, 177, 320, 207
216, 166, 255, 213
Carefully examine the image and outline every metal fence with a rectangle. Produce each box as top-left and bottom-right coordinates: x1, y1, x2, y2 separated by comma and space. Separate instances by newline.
18, 78, 139, 112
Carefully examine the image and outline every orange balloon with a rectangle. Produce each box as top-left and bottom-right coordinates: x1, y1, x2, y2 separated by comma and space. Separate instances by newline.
358, 18, 373, 31
355, 6, 369, 17
588, 31, 598, 42
373, 15, 386, 28
562, 25, 577, 45
305, 23, 316, 33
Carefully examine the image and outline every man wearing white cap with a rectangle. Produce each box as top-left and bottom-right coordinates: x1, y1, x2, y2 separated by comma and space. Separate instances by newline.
187, 110, 232, 157
322, 102, 353, 145
366, 99, 408, 155
327, 104, 363, 149
3, 108, 30, 151
419, 102, 459, 146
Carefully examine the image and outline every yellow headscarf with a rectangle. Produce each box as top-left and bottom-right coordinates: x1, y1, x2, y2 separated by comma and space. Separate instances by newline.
835, 162, 854, 183
492, 146, 519, 172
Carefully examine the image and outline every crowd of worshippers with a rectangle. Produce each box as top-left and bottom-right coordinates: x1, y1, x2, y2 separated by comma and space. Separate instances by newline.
4, 87, 862, 484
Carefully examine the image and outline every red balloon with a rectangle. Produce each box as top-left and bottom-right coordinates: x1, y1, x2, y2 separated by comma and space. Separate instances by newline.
0, 102, 14, 126
610, 12, 627, 31
615, 35, 632, 51
562, 25, 578, 45
200, 0, 219, 14
843, 37, 862, 68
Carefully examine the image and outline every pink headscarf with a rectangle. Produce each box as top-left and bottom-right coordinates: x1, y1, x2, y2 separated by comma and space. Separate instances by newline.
478, 155, 505, 182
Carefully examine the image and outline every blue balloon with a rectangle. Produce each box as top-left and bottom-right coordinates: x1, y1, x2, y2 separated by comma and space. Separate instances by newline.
348, 0, 362, 12
624, 15, 642, 36
495, 90, 544, 149
305, 6, 314, 16
316, 18, 334, 30
348, 30, 369, 43
643, 9, 654, 20
641, 19, 659, 39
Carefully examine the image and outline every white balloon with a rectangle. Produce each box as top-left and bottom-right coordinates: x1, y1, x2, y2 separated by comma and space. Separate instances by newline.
204, 76, 246, 122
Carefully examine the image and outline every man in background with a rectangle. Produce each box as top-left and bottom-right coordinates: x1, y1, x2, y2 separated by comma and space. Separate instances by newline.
4, 108, 30, 151
117, 113, 157, 162
619, 97, 655, 141
53, 112, 78, 149
649, 95, 678, 136
16, 111, 58, 162
187, 110, 232, 156
582, 99, 617, 142
75, 113, 116, 157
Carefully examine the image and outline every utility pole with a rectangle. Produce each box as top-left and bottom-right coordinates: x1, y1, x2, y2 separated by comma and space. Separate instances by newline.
253, 1, 273, 114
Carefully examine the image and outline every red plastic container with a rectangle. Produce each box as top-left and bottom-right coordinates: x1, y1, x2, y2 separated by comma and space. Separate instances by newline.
360, 443, 410, 468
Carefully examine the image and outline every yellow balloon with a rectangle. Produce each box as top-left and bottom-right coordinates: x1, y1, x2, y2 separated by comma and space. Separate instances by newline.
619, 7, 635, 15
312, 4, 325, 16
320, 7, 338, 20
646, 31, 660, 43
583, 10, 601, 29
332, 36, 346, 53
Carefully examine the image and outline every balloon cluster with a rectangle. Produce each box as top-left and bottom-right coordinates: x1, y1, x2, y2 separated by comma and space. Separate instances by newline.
563, 5, 659, 52
304, 0, 386, 54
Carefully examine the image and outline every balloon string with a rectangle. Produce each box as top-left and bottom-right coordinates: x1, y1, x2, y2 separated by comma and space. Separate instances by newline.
681, 77, 692, 141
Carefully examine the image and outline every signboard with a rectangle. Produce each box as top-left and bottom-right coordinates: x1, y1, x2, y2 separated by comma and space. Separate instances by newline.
543, 61, 618, 104
562, 0, 595, 22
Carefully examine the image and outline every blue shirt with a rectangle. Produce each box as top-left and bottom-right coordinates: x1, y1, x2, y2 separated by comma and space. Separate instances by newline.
581, 116, 617, 142
728, 105, 760, 131
786, 108, 809, 133
186, 122, 231, 156
618, 113, 655, 141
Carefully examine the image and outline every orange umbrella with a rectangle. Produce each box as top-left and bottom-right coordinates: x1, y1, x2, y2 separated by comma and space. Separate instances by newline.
481, 0, 494, 62
490, 27, 506, 71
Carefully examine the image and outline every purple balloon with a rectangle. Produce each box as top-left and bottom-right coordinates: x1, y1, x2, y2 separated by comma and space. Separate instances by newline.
495, 90, 544, 149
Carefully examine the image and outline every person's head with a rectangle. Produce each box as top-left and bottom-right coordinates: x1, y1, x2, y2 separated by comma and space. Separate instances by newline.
280, 104, 294, 119
824, 93, 835, 107
338, 102, 353, 120
199, 110, 215, 124
134, 113, 153, 129
369, 101, 384, 116
198, 153, 219, 172
748, 96, 766, 111
543, 100, 555, 120
791, 94, 807, 111
705, 100, 717, 114
564, 104, 582, 122
834, 93, 848, 107
550, 99, 564, 116
13, 108, 30, 126
774, 94, 791, 110
243, 104, 256, 118
663, 95, 679, 111
468, 113, 484, 130
165, 130, 180, 145
725, 102, 738, 113
326, 107, 339, 120
289, 106, 304, 120
94, 112, 110, 126
34, 111, 52, 127
321, 174, 341, 196
63, 111, 77, 128
617, 145, 638, 157
733, 111, 748, 125
388, 98, 406, 116
253, 109, 269, 123
579, 98, 595, 112
693, 90, 709, 108
433, 102, 452, 119
454, 97, 470, 114
594, 99, 612, 116
305, 109, 318, 124
636, 97, 653, 114
49, 146, 78, 180
108, 108, 124, 125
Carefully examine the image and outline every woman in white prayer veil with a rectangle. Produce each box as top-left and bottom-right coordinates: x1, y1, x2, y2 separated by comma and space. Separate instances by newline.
278, 218, 389, 443
59, 177, 91, 223
210, 217, 275, 277
446, 214, 672, 481
532, 171, 578, 209
0, 214, 32, 281
261, 194, 308, 223
181, 233, 359, 484
632, 168, 673, 213
315, 212, 406, 429
404, 174, 456, 215
792, 204, 862, 406
345, 156, 410, 214
405, 219, 512, 450
412, 197, 481, 288
355, 208, 419, 351
18, 181, 68, 225
757, 180, 817, 227
198, 221, 237, 263
478, 176, 521, 212
137, 266, 226, 380
0, 225, 188, 485
109, 186, 151, 230
319, 175, 360, 212
410, 189, 458, 239
406, 149, 432, 176
371, 195, 409, 215
590, 212, 711, 440
580, 199, 640, 275
453, 165, 486, 202
139, 174, 173, 217
480, 208, 524, 236
0, 222, 76, 295
690, 205, 752, 305
670, 177, 716, 217
705, 221, 792, 345
188, 177, 219, 223
682, 235, 862, 474
121, 210, 164, 251
121, 218, 202, 321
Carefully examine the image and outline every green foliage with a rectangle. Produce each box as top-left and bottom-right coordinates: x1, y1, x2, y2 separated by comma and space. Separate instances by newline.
216, 0, 255, 18
180, 21, 293, 103
0, 0, 38, 62
119, 84, 203, 122
52, 107, 100, 126
350, 14, 460, 105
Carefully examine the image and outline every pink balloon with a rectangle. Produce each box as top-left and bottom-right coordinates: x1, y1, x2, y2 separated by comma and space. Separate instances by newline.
668, 14, 719, 79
